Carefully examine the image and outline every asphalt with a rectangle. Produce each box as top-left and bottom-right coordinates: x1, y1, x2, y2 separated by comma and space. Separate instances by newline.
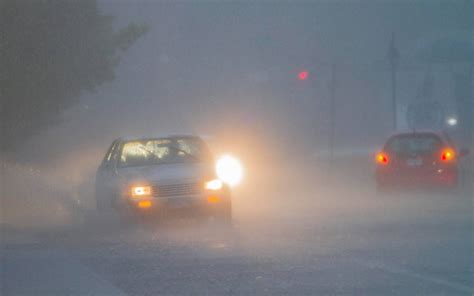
2, 163, 473, 295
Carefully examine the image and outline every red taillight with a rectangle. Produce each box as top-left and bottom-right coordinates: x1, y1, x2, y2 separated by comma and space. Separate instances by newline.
376, 152, 389, 165
441, 148, 455, 162
298, 70, 309, 80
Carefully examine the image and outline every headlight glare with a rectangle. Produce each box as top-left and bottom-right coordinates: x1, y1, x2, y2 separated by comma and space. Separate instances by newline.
205, 179, 223, 191
131, 186, 152, 197
216, 155, 243, 186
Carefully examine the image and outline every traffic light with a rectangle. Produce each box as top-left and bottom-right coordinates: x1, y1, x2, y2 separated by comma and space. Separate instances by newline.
298, 70, 309, 81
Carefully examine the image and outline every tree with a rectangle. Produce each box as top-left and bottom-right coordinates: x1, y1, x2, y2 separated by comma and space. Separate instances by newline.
0, 0, 148, 154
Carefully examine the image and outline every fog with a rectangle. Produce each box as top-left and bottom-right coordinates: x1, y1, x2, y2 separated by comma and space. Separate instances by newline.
1, 3, 473, 294
0, 0, 474, 295
13, 0, 473, 160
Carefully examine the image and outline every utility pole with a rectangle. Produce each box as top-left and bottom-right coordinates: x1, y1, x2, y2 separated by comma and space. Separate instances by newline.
388, 32, 400, 130
329, 62, 336, 164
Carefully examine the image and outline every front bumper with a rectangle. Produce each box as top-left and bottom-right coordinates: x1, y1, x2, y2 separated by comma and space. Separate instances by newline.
121, 191, 231, 214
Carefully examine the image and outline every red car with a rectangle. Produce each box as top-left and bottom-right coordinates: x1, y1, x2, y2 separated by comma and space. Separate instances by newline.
375, 130, 469, 191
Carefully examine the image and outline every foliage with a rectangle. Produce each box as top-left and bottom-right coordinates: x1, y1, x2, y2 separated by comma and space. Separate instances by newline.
0, 0, 148, 153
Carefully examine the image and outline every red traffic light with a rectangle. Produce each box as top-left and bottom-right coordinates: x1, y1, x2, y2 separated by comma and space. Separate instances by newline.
298, 70, 309, 81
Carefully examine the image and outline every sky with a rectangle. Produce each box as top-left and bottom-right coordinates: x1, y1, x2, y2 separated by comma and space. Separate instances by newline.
22, 0, 473, 164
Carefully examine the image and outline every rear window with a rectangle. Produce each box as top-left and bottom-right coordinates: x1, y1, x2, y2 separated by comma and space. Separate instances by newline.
385, 134, 442, 155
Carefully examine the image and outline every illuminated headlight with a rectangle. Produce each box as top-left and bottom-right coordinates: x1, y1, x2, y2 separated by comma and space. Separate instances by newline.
216, 155, 243, 186
205, 179, 223, 191
131, 186, 152, 197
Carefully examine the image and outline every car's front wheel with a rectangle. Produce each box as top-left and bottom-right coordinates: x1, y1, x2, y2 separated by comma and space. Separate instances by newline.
95, 192, 109, 212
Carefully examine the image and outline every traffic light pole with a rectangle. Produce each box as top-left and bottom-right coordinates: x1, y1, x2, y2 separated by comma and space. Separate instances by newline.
390, 60, 397, 130
329, 63, 336, 164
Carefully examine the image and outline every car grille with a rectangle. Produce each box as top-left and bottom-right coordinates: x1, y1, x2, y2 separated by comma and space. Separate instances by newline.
152, 182, 202, 197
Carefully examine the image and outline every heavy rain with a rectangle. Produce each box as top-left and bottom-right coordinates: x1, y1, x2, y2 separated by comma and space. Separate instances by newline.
1, 1, 473, 295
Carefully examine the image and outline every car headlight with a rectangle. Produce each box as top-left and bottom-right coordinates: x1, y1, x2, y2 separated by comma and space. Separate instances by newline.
216, 155, 243, 186
205, 179, 223, 191
131, 186, 152, 197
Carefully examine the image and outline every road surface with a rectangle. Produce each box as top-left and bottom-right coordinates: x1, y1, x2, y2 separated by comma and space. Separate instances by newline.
2, 162, 473, 295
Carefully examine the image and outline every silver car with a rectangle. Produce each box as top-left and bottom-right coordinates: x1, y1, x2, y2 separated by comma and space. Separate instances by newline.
95, 135, 232, 222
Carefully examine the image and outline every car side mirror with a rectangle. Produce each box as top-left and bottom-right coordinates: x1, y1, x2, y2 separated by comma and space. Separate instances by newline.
459, 148, 470, 157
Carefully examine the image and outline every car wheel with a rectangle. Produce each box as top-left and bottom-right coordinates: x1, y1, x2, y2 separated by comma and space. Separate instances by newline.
95, 183, 113, 211
96, 194, 108, 212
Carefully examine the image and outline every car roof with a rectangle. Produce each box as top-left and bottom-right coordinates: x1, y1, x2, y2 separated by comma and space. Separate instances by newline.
389, 129, 446, 137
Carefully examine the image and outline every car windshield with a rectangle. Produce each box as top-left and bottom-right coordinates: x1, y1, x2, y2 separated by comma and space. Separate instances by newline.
386, 134, 442, 155
118, 138, 211, 168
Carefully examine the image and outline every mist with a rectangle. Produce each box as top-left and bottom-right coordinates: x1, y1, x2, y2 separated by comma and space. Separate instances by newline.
14, 1, 473, 164
1, 2, 473, 294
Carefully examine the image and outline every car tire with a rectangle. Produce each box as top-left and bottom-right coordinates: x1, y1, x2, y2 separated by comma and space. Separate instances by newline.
95, 183, 112, 212
95, 194, 108, 212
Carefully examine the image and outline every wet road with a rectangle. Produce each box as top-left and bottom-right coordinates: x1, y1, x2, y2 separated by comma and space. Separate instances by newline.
2, 163, 473, 295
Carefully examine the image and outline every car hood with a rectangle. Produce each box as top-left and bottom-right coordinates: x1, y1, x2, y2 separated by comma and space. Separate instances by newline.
117, 162, 215, 184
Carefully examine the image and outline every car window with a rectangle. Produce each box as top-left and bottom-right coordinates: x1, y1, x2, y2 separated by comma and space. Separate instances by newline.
177, 139, 211, 159
386, 135, 442, 155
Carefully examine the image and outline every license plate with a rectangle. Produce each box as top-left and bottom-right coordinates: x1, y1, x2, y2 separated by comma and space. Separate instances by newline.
406, 158, 423, 167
